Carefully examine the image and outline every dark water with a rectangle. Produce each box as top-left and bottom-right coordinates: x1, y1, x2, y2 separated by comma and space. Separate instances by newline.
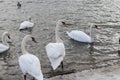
0, 0, 120, 79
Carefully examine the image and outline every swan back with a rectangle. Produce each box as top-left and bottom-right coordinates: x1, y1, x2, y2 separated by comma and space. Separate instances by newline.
45, 42, 65, 70
66, 30, 92, 43
0, 44, 9, 53
19, 54, 43, 80
19, 21, 34, 30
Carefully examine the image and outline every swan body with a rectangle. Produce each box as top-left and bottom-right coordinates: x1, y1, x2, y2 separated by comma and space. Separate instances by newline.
66, 24, 97, 43
19, 54, 43, 80
19, 35, 43, 80
0, 32, 10, 53
46, 43, 65, 70
0, 44, 9, 53
45, 20, 66, 70
66, 30, 92, 43
19, 21, 34, 30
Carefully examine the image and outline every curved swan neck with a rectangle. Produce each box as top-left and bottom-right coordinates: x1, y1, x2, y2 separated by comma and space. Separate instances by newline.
21, 36, 28, 54
89, 23, 94, 41
55, 22, 63, 43
2, 33, 9, 47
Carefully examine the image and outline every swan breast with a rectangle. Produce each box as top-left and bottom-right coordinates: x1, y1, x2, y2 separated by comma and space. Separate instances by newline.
45, 42, 65, 70
19, 53, 43, 79
45, 43, 65, 59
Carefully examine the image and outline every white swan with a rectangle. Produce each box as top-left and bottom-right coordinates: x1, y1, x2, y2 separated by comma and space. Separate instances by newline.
66, 23, 98, 43
19, 35, 43, 80
19, 17, 34, 33
0, 31, 11, 53
45, 20, 66, 70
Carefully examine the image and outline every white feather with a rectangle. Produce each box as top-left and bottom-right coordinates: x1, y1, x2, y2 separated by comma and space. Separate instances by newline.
45, 20, 66, 70
19, 54, 43, 80
19, 35, 43, 80
19, 21, 34, 30
66, 30, 92, 43
45, 43, 65, 70
0, 44, 9, 53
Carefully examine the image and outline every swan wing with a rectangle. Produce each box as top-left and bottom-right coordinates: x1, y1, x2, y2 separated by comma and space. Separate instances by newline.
45, 43, 65, 70
19, 21, 34, 29
19, 54, 43, 80
0, 44, 9, 53
67, 30, 92, 43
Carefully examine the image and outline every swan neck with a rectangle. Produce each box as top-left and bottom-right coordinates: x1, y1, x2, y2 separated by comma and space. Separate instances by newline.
21, 37, 28, 54
90, 24, 94, 41
55, 23, 63, 43
2, 34, 9, 47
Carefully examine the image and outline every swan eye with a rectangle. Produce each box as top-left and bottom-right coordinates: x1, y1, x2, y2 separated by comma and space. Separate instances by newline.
31, 37, 37, 43
61, 22, 67, 27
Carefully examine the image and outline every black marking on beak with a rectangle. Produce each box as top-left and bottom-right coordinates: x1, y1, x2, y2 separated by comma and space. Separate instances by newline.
31, 37, 37, 43
19, 29, 24, 31
8, 35, 11, 39
62, 21, 67, 27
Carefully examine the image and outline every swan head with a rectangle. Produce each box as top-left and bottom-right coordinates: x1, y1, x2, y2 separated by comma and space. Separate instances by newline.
3, 31, 10, 39
88, 24, 98, 29
24, 35, 37, 43
57, 20, 67, 27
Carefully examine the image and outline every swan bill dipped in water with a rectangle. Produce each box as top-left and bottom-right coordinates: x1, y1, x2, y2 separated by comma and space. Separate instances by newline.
45, 20, 66, 70
19, 35, 43, 80
0, 32, 11, 53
